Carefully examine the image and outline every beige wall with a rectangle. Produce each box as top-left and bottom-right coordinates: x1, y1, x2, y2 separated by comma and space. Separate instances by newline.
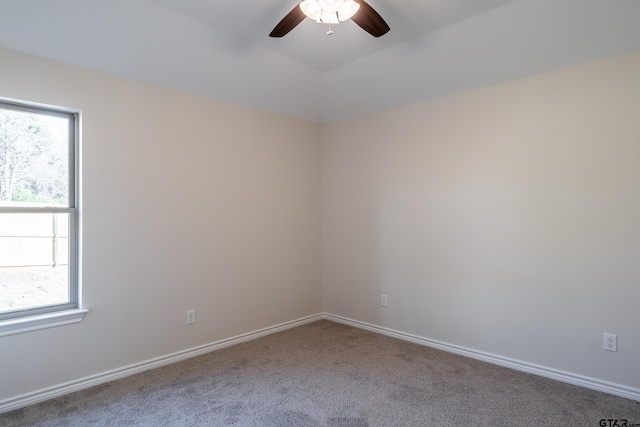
323, 52, 640, 389
2, 46, 640, 404
0, 48, 323, 401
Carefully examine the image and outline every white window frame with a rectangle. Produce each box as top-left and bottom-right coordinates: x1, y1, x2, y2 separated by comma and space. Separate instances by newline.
0, 98, 87, 336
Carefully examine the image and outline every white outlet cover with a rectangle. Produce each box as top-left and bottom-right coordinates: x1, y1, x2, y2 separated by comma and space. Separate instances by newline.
604, 333, 618, 352
187, 309, 196, 325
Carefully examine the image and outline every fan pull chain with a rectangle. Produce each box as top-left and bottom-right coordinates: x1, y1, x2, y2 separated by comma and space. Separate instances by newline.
327, 23, 334, 35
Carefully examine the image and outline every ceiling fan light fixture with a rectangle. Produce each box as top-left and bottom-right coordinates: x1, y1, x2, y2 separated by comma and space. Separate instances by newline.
300, 0, 359, 23
272, 0, 388, 38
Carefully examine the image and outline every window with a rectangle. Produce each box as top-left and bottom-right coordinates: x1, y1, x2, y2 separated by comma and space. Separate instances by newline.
0, 99, 85, 335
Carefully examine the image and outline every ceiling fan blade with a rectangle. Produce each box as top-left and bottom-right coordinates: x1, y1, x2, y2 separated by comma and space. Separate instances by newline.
352, 0, 390, 37
269, 3, 306, 37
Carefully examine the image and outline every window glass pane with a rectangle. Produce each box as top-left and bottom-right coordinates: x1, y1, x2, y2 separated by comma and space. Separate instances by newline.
0, 212, 70, 314
0, 100, 76, 322
0, 107, 69, 208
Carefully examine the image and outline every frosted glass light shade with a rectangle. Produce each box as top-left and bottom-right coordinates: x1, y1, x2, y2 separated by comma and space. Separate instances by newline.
300, 0, 321, 21
338, 0, 360, 21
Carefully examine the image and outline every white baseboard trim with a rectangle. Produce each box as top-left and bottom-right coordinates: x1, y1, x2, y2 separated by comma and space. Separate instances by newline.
322, 313, 640, 402
0, 313, 323, 414
3, 312, 637, 414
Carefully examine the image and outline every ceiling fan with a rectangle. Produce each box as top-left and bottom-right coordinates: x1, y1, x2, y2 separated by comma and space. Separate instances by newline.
270, 0, 390, 38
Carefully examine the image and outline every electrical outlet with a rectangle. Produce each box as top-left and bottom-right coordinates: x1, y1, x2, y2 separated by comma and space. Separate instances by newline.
187, 309, 196, 325
381, 294, 388, 307
603, 333, 617, 352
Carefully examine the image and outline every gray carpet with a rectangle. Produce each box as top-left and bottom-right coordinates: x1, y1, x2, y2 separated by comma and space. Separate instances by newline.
2, 320, 639, 426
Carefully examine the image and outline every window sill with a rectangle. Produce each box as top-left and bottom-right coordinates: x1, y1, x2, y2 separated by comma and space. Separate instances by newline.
0, 308, 89, 337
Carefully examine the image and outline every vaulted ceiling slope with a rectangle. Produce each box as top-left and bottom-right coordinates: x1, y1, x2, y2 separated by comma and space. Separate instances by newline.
147, 0, 515, 71
0, 0, 639, 123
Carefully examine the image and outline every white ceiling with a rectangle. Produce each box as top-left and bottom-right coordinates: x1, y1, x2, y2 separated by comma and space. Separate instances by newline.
146, 0, 515, 71
0, 0, 640, 123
